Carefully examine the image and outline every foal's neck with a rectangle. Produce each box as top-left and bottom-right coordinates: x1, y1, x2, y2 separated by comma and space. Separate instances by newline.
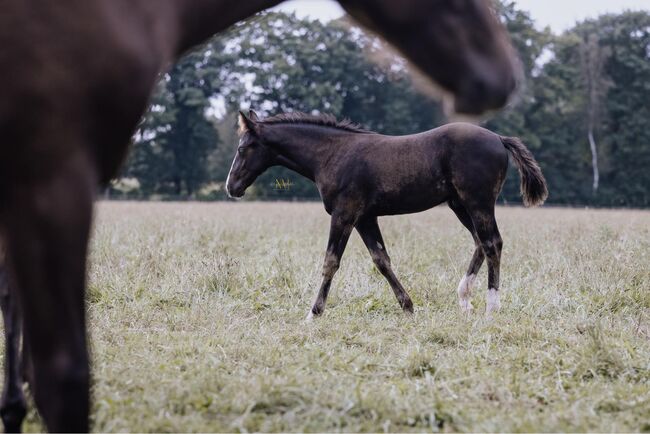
264, 124, 353, 182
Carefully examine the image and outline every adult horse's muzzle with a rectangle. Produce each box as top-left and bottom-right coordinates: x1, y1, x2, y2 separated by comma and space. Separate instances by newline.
338, 0, 519, 115
453, 55, 518, 115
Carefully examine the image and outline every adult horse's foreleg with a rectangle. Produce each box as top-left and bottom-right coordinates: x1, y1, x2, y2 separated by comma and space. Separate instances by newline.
467, 207, 503, 315
0, 265, 26, 433
306, 214, 354, 319
2, 150, 96, 432
448, 200, 485, 312
355, 216, 413, 313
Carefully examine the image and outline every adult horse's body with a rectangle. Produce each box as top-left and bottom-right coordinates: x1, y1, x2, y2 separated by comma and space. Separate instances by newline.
0, 1, 517, 431
227, 111, 548, 318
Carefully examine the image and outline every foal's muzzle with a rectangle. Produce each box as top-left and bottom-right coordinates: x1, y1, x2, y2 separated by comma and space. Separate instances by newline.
226, 179, 245, 198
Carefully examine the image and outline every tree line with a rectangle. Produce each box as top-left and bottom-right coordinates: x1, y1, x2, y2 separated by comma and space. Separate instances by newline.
114, 2, 650, 207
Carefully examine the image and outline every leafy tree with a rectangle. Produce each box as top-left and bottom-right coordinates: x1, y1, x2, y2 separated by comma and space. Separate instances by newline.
579, 33, 611, 193
124, 39, 240, 197
485, 1, 552, 203
118, 6, 650, 208
527, 11, 650, 206
596, 12, 650, 206
488, 6, 650, 207
216, 12, 444, 199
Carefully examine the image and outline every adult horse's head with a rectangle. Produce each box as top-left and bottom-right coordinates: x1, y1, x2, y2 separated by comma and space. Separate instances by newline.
338, 0, 518, 114
226, 110, 275, 198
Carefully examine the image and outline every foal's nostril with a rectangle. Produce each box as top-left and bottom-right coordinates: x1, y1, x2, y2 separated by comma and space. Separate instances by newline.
226, 180, 245, 199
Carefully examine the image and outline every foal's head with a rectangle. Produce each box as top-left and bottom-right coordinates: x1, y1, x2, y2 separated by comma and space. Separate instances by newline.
226, 110, 276, 198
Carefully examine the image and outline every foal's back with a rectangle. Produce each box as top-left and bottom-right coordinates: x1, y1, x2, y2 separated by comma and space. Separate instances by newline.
343, 123, 508, 216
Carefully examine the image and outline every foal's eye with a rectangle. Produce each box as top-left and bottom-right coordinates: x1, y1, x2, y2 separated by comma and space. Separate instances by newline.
238, 147, 245, 155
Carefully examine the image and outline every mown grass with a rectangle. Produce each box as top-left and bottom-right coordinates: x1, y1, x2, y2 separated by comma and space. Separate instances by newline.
16, 202, 650, 432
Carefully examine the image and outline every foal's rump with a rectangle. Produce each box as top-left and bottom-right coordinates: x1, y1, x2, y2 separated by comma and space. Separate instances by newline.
444, 123, 510, 204
442, 123, 547, 208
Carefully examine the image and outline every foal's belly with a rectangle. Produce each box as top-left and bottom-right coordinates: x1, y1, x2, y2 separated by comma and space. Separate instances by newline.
370, 176, 450, 216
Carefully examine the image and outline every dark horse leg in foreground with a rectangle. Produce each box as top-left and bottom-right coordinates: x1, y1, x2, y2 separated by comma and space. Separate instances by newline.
0, 267, 25, 433
0, 0, 517, 430
1, 151, 96, 432
227, 112, 548, 318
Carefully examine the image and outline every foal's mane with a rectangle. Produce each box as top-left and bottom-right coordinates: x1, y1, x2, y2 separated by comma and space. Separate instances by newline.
260, 112, 373, 134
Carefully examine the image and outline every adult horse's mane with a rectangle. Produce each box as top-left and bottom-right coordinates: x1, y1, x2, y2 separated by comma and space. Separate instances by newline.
261, 112, 373, 134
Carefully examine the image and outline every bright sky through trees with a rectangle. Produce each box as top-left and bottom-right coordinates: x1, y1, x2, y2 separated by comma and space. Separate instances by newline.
273, 0, 650, 31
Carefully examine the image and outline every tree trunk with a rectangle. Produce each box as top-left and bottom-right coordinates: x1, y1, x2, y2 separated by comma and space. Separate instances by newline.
173, 176, 182, 196
588, 128, 599, 192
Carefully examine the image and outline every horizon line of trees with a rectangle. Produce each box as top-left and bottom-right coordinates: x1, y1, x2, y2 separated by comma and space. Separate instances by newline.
112, 3, 650, 208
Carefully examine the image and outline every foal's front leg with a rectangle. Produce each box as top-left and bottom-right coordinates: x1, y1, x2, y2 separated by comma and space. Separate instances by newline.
306, 215, 354, 319
356, 217, 413, 313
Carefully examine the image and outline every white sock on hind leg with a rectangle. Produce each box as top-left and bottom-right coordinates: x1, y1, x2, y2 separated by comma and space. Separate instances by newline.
457, 273, 476, 312
486, 288, 501, 315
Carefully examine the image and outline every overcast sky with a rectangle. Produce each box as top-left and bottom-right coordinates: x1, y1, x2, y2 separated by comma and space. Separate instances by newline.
273, 0, 650, 32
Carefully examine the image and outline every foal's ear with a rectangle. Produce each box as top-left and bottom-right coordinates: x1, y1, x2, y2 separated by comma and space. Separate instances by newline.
238, 110, 258, 136
248, 109, 259, 121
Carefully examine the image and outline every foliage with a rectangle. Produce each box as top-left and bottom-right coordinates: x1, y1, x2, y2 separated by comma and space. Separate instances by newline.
489, 8, 650, 206
124, 40, 237, 197
117, 6, 650, 207
222, 13, 445, 199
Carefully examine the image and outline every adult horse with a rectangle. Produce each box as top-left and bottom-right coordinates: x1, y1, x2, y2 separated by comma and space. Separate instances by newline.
227, 111, 547, 319
0, 0, 517, 431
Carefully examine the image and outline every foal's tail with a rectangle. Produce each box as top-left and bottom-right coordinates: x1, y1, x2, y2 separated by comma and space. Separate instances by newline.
500, 136, 548, 207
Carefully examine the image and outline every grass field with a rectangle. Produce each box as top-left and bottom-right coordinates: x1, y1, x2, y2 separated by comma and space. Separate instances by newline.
17, 201, 650, 432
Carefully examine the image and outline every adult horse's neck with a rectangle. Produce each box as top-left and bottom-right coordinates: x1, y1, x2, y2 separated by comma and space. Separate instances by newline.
263, 124, 358, 182
173, 0, 284, 55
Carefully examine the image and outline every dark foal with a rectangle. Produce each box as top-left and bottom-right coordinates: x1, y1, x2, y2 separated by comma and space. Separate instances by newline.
0, 1, 516, 431
227, 111, 548, 318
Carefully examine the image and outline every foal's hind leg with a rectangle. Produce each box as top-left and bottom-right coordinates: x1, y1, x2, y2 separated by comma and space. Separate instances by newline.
355, 216, 413, 313
448, 200, 485, 312
307, 214, 354, 319
0, 265, 26, 433
467, 207, 503, 315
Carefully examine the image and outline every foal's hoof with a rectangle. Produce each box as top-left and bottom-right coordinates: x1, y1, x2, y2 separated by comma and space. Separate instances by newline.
305, 308, 322, 322
459, 299, 474, 313
402, 299, 414, 314
485, 288, 501, 318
